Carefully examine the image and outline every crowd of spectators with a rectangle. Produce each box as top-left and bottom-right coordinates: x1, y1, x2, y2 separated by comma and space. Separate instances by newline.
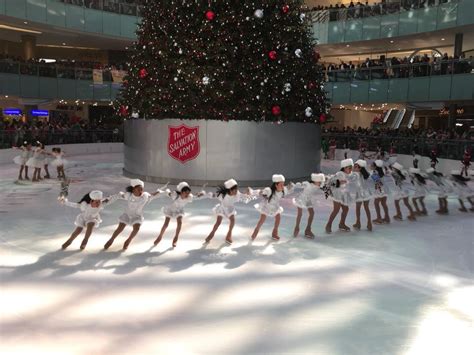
0, 117, 123, 148
322, 53, 472, 81
308, 0, 455, 22
59, 0, 146, 15
0, 54, 127, 81
321, 126, 473, 160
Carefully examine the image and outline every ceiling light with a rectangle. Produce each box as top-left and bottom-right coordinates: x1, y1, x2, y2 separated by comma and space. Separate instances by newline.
441, 38, 445, 41
0, 24, 42, 34
62, 42, 66, 46
346, 44, 350, 47
24, 21, 28, 25
390, 40, 394, 43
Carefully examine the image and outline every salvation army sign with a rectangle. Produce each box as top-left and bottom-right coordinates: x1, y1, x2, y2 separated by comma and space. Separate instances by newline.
167, 124, 200, 163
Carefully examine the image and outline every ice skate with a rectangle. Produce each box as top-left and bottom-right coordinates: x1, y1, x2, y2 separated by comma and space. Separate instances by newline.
293, 227, 300, 238
304, 230, 315, 239
372, 218, 384, 225
352, 223, 361, 230
338, 224, 350, 232
393, 214, 403, 221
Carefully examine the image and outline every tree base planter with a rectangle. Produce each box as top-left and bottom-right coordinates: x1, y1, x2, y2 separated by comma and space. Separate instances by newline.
124, 119, 321, 186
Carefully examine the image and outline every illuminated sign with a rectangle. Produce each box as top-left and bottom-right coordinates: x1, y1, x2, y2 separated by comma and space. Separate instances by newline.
31, 110, 49, 116
3, 108, 22, 115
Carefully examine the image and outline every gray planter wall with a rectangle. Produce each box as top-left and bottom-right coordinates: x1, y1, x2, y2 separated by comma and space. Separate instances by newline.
124, 119, 321, 186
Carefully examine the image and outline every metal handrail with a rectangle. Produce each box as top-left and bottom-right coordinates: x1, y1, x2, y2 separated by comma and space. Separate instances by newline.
324, 59, 473, 82
0, 129, 124, 149
58, 0, 144, 16
310, 0, 460, 23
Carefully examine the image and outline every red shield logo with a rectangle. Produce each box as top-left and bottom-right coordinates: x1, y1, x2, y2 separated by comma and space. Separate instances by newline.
168, 124, 200, 163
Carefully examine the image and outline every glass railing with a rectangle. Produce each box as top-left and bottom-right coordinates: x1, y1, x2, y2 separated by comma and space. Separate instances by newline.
58, 0, 144, 16
0, 60, 127, 83
310, 0, 459, 23
0, 129, 124, 149
321, 133, 473, 160
325, 59, 473, 82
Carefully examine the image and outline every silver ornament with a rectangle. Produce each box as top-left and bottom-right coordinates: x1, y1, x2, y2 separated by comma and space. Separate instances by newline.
254, 9, 264, 18
295, 49, 302, 58
284, 83, 291, 92
202, 76, 210, 85
305, 107, 313, 117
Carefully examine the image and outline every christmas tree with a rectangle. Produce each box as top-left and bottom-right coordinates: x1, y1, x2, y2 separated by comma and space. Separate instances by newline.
117, 0, 329, 123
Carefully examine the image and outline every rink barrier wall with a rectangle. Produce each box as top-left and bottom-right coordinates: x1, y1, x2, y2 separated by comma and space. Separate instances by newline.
0, 143, 123, 165
333, 149, 466, 174
123, 119, 322, 187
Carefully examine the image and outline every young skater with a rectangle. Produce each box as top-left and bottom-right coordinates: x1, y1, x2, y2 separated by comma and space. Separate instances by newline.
42, 146, 51, 179
204, 179, 256, 245
154, 182, 209, 248
430, 148, 439, 169
251, 174, 295, 241
412, 153, 420, 169
409, 167, 428, 216
292, 173, 325, 239
449, 171, 474, 212
59, 190, 113, 250
352, 160, 373, 231
390, 162, 416, 221
325, 159, 353, 233
104, 179, 164, 250
461, 148, 471, 177
26, 142, 47, 182
371, 160, 390, 224
12, 141, 32, 180
50, 148, 67, 179
426, 168, 450, 214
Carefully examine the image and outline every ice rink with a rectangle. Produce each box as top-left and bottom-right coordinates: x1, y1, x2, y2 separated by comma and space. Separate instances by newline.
1, 153, 473, 354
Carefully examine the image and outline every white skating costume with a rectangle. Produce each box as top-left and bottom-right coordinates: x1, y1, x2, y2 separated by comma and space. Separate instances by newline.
352, 160, 372, 202
50, 151, 67, 167
254, 174, 294, 217
13, 146, 32, 166
449, 171, 473, 201
162, 182, 211, 219
426, 168, 451, 199
371, 160, 390, 198
212, 179, 256, 218
62, 190, 110, 228
390, 163, 410, 200
26, 147, 45, 169
292, 174, 325, 209
409, 168, 428, 198
328, 171, 352, 206
112, 179, 163, 225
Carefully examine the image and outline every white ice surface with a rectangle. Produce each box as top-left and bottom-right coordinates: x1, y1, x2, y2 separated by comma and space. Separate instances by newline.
1, 153, 473, 355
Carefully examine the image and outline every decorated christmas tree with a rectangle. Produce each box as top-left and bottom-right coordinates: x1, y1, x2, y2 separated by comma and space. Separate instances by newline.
117, 0, 329, 123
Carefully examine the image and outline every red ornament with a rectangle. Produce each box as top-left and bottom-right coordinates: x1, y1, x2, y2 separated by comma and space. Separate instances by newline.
119, 105, 128, 117
272, 105, 281, 116
139, 68, 148, 79
206, 10, 215, 21
282, 5, 290, 13
268, 50, 277, 60
308, 81, 315, 89
319, 114, 327, 123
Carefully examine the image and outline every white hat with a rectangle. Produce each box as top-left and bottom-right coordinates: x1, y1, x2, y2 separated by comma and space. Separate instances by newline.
354, 159, 367, 168
224, 179, 238, 189
374, 160, 384, 168
341, 158, 354, 169
426, 168, 435, 174
392, 162, 403, 171
335, 171, 346, 180
272, 174, 285, 183
89, 190, 103, 200
177, 182, 190, 192
311, 173, 325, 183
130, 179, 144, 187
450, 170, 461, 175
409, 168, 420, 174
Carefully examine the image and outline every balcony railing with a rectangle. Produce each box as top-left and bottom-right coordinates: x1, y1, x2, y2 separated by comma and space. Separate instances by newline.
310, 0, 459, 23
0, 60, 126, 83
325, 59, 473, 83
0, 130, 123, 149
321, 133, 473, 161
58, 0, 144, 16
